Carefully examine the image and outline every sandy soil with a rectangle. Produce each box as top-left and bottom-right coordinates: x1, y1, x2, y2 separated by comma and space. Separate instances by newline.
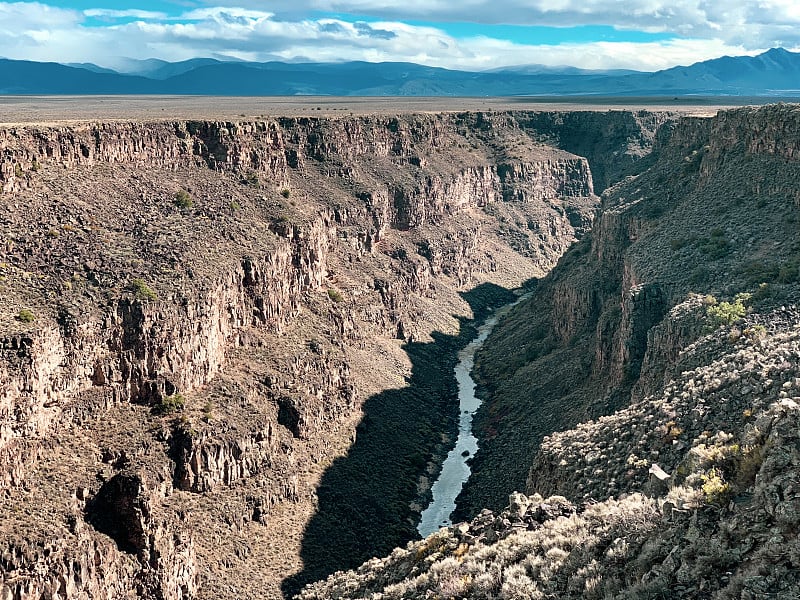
0, 95, 769, 125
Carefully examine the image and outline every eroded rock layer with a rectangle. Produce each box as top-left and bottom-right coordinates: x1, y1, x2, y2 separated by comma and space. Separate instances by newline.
298, 104, 800, 600
0, 110, 668, 599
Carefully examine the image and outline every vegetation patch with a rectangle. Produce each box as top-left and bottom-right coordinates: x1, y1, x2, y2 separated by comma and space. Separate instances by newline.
705, 293, 750, 329
130, 278, 157, 302
154, 393, 186, 415
173, 189, 193, 208
739, 255, 800, 286
242, 171, 260, 187
700, 468, 732, 507
16, 308, 35, 323
743, 324, 767, 342
696, 228, 730, 260
414, 532, 449, 563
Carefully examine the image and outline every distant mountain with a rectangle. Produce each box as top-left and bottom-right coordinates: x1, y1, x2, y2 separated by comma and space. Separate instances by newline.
63, 62, 120, 75
0, 48, 799, 96
110, 57, 240, 80
484, 64, 640, 76
636, 47, 800, 94
0, 60, 158, 94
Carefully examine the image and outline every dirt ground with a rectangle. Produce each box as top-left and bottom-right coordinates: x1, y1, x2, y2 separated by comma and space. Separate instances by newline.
0, 95, 765, 125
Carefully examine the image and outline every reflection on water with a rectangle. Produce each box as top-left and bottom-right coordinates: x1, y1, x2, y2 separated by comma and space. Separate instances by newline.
417, 293, 529, 537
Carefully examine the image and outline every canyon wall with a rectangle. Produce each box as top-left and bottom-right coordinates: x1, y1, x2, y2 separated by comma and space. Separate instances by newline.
0, 109, 671, 599
458, 103, 800, 515
296, 104, 800, 600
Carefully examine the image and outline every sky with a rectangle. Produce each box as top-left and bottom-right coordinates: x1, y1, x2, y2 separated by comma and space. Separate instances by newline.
1, 1, 799, 72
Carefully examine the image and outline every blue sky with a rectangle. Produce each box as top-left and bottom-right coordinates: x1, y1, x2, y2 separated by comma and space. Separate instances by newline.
1, 1, 797, 71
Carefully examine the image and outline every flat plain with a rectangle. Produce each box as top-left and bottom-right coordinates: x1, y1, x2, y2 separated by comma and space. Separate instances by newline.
0, 95, 775, 125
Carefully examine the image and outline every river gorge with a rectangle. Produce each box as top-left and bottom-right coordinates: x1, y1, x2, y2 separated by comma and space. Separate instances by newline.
1, 106, 713, 599
417, 291, 532, 537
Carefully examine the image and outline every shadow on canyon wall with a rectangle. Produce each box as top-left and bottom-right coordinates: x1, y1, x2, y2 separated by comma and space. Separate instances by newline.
282, 282, 519, 597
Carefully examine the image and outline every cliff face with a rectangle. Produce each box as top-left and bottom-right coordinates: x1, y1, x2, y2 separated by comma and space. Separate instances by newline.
511, 109, 675, 192
296, 104, 800, 600
0, 121, 291, 195
0, 110, 643, 599
458, 104, 800, 518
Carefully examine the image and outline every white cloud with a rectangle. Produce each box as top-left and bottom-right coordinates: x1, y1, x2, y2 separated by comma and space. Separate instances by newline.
181, 7, 276, 21
0, 1, 79, 24
0, 2, 794, 71
0, 2, 84, 62
84, 9, 168, 19
202, 0, 800, 48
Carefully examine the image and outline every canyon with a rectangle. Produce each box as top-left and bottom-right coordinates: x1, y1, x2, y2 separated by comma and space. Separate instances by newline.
301, 104, 800, 599
2, 102, 798, 600
0, 108, 665, 599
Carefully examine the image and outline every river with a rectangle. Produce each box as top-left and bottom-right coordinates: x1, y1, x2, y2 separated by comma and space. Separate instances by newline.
417, 292, 529, 537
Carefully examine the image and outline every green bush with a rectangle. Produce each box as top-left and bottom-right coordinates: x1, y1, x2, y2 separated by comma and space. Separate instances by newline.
130, 278, 157, 301
280, 188, 291, 199
242, 171, 260, 186
327, 288, 344, 303
670, 238, 688, 252
689, 266, 711, 286
740, 261, 779, 285
706, 293, 750, 328
752, 282, 772, 303
743, 324, 767, 341
701, 468, 732, 507
154, 393, 186, 415
740, 256, 800, 285
173, 189, 193, 208
697, 234, 730, 260
17, 309, 35, 323
778, 260, 800, 283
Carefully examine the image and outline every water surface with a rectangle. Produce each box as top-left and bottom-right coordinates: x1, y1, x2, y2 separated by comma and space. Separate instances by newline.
417, 294, 528, 537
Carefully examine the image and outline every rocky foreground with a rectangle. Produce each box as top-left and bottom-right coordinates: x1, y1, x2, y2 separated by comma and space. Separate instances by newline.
300, 306, 800, 599
299, 105, 800, 599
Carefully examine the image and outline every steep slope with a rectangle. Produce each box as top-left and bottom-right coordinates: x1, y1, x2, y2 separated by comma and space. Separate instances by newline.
0, 111, 669, 599
458, 103, 800, 517
297, 104, 800, 599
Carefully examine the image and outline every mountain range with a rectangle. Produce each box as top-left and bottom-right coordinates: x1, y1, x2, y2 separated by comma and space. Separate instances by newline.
2, 47, 800, 96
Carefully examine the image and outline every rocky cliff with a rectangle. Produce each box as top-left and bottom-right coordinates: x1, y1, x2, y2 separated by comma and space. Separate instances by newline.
457, 103, 800, 517
297, 104, 800, 599
0, 109, 672, 599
